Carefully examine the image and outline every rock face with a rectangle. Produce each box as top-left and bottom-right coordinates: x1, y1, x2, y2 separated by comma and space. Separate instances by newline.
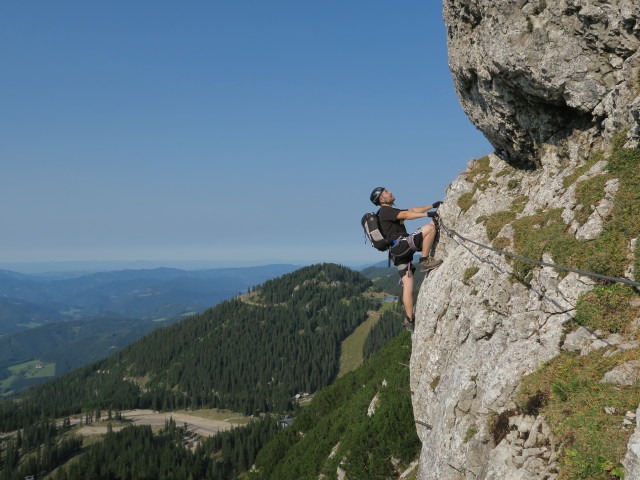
623, 406, 640, 478
444, 0, 640, 168
411, 151, 594, 480
410, 3, 640, 479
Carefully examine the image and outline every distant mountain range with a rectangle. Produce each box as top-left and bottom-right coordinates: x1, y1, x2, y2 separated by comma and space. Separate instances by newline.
0, 264, 299, 333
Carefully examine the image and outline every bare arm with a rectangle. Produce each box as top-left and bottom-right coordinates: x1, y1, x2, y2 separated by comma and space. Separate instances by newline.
407, 205, 434, 213
397, 205, 435, 220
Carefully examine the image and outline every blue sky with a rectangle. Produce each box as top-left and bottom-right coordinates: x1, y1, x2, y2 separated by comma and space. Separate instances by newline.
1, 1, 492, 271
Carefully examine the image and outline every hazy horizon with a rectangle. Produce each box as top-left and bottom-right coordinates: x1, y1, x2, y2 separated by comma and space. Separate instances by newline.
0, 258, 385, 275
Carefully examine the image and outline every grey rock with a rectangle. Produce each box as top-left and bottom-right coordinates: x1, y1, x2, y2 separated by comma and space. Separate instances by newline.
575, 178, 620, 240
601, 360, 640, 386
523, 417, 543, 449
523, 430, 539, 450
629, 96, 640, 147
410, 2, 639, 479
584, 338, 611, 356
605, 333, 626, 346
518, 415, 537, 434
604, 341, 640, 357
443, 0, 640, 168
562, 326, 601, 353
367, 392, 380, 417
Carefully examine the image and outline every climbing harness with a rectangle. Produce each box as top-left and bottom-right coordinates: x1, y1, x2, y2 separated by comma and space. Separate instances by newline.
438, 219, 640, 288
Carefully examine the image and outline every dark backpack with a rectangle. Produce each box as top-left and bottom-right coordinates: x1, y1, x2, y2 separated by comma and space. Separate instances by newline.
361, 211, 390, 251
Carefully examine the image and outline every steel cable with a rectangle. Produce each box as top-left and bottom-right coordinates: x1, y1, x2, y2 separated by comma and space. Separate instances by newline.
437, 218, 640, 288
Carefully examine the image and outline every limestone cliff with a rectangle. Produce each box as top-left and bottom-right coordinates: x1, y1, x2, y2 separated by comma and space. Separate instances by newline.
411, 2, 640, 479
443, 0, 639, 168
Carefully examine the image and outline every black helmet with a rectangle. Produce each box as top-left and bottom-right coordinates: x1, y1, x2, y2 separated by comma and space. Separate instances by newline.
370, 187, 385, 206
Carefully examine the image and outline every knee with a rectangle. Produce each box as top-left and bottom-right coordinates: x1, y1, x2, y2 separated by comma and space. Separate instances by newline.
422, 224, 436, 236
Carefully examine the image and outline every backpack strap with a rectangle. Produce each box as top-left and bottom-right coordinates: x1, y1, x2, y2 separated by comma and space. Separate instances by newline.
377, 207, 393, 266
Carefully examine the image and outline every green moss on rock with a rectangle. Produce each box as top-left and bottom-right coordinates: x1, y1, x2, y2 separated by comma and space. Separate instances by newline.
575, 284, 640, 333
463, 267, 480, 285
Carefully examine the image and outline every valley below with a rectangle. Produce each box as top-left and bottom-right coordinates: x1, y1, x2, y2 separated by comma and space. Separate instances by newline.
74, 409, 249, 440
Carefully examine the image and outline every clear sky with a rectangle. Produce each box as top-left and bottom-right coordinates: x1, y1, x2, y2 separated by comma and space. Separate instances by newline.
1, 1, 492, 271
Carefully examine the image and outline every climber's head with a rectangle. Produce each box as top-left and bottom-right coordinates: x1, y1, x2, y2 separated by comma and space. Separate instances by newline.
370, 187, 395, 206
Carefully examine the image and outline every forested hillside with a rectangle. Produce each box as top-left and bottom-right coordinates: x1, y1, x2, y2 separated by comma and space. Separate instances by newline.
1, 330, 413, 480
0, 264, 376, 430
49, 417, 281, 480
0, 296, 65, 334
0, 315, 176, 399
249, 332, 420, 479
1, 414, 280, 480
52, 333, 418, 480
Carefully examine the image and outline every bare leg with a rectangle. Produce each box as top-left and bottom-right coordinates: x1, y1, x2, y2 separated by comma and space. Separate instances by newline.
420, 223, 437, 258
401, 271, 414, 319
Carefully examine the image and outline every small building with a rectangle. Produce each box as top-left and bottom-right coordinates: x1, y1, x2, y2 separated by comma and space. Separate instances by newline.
278, 416, 294, 429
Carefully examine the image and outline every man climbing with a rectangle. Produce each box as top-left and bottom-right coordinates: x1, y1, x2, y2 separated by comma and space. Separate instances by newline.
370, 187, 443, 331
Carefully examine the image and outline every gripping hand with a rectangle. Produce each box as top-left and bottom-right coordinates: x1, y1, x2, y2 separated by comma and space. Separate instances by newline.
432, 201, 443, 209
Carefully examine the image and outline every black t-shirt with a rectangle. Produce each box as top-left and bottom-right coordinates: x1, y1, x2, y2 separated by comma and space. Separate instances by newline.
377, 206, 408, 241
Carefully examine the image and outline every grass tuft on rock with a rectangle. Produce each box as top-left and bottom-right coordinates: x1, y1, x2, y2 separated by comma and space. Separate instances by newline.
492, 236, 511, 251
464, 156, 492, 182
562, 151, 605, 189
478, 196, 528, 241
458, 157, 495, 213
575, 284, 640, 334
458, 192, 477, 213
463, 267, 480, 285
